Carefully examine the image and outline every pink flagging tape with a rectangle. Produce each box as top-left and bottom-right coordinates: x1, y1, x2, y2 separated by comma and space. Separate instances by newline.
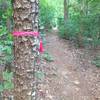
13, 31, 39, 36
39, 40, 44, 53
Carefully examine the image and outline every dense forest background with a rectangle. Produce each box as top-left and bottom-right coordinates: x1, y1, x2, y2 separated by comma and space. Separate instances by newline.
40, 0, 100, 48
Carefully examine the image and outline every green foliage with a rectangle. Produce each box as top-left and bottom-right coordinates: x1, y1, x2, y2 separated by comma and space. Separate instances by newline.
58, 18, 80, 40
42, 52, 54, 62
0, 71, 14, 92
4, 81, 14, 90
0, 0, 13, 65
39, 0, 55, 29
35, 71, 45, 80
3, 71, 13, 81
0, 83, 3, 92
92, 56, 100, 68
58, 0, 100, 48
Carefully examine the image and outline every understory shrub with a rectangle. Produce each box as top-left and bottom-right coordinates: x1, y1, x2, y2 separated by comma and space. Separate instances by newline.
0, 0, 13, 65
39, 0, 55, 30
58, 14, 100, 48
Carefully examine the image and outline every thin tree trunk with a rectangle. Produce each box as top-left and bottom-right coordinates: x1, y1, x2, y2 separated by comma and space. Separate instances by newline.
80, 0, 88, 16
64, 0, 68, 22
13, 0, 39, 100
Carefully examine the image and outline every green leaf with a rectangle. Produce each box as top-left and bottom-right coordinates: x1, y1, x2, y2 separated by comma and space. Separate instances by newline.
43, 52, 54, 62
4, 81, 14, 90
35, 71, 45, 80
3, 46, 12, 55
3, 71, 13, 81
92, 56, 100, 68
0, 84, 4, 92
0, 45, 3, 52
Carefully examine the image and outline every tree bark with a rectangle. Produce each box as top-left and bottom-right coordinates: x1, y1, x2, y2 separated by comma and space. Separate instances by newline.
80, 0, 88, 16
13, 0, 39, 100
64, 0, 68, 22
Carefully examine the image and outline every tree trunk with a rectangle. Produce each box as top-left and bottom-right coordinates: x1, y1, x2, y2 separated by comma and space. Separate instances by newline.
64, 0, 68, 22
13, 0, 39, 100
80, 0, 88, 16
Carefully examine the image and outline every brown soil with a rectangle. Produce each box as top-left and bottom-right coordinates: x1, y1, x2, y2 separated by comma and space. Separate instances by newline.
38, 30, 100, 100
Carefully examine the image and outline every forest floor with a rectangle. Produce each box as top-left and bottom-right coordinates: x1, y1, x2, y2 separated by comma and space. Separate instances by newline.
0, 30, 100, 100
38, 30, 100, 100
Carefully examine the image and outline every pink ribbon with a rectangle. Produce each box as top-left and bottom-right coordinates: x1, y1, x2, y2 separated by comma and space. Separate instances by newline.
39, 40, 44, 53
13, 31, 44, 53
13, 31, 39, 36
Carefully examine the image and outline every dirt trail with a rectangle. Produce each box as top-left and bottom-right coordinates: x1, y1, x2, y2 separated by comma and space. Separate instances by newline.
38, 31, 100, 100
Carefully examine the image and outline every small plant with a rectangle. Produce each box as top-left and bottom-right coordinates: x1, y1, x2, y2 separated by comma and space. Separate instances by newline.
42, 52, 54, 62
92, 56, 100, 68
35, 71, 45, 80
0, 70, 14, 92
